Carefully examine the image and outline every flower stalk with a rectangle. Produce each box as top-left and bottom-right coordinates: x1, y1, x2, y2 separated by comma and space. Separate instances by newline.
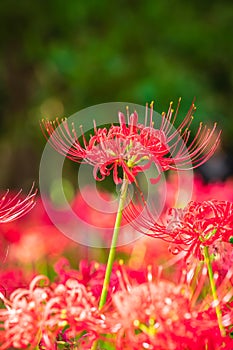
91, 177, 128, 350
203, 245, 226, 337
98, 177, 129, 309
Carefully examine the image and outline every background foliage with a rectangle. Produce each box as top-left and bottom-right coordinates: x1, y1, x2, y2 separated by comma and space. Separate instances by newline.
0, 0, 233, 188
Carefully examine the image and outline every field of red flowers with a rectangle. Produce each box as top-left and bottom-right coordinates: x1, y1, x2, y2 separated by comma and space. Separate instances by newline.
0, 103, 233, 349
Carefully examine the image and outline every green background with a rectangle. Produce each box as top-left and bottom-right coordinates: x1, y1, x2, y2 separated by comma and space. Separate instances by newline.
0, 0, 232, 189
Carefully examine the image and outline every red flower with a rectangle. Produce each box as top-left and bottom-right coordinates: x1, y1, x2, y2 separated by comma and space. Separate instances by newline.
0, 267, 31, 297
0, 275, 52, 349
0, 275, 105, 349
54, 258, 120, 301
104, 262, 233, 349
125, 200, 233, 261
0, 186, 37, 224
106, 279, 233, 349
1, 262, 232, 349
41, 100, 220, 184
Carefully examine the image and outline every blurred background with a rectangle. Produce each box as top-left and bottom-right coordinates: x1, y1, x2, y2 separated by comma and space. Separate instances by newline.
0, 0, 233, 190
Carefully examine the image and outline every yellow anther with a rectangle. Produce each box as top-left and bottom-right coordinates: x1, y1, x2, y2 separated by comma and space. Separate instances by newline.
60, 310, 67, 320
134, 319, 140, 327
94, 262, 100, 269
119, 259, 124, 265
59, 320, 68, 328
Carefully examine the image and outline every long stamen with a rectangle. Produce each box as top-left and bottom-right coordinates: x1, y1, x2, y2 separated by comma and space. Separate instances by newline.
145, 102, 148, 126
150, 101, 154, 128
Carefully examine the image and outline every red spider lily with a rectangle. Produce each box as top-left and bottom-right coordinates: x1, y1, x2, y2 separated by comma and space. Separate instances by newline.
41, 100, 221, 184
54, 258, 120, 301
106, 280, 191, 350
0, 275, 106, 349
0, 275, 52, 349
125, 200, 233, 261
0, 185, 37, 224
0, 268, 31, 297
106, 279, 233, 349
0, 260, 232, 349
103, 261, 233, 349
54, 258, 160, 302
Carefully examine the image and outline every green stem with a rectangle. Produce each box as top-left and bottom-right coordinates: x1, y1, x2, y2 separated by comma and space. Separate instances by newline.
91, 178, 129, 350
203, 246, 226, 337
99, 178, 128, 309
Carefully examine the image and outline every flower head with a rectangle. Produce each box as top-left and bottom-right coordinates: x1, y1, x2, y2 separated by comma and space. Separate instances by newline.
107, 280, 192, 350
0, 186, 37, 224
41, 100, 221, 184
106, 276, 233, 349
125, 200, 233, 261
0, 275, 105, 349
54, 258, 120, 301
104, 261, 233, 349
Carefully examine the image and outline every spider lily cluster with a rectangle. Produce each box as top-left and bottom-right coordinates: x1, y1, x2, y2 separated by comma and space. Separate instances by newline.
0, 100, 232, 349
0, 260, 232, 349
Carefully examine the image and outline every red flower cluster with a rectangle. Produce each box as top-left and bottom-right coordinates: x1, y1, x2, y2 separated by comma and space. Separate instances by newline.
125, 200, 233, 261
107, 280, 191, 350
1, 97, 230, 349
106, 280, 233, 349
0, 275, 105, 349
41, 101, 220, 184
0, 260, 232, 349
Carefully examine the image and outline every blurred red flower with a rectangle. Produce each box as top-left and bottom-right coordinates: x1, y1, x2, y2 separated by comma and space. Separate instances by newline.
1, 260, 232, 349
106, 279, 233, 349
54, 258, 120, 301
